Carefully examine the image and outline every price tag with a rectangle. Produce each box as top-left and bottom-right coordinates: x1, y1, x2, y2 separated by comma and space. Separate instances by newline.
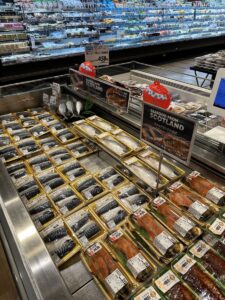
50, 96, 57, 106
85, 44, 109, 67
209, 218, 225, 236
43, 93, 49, 106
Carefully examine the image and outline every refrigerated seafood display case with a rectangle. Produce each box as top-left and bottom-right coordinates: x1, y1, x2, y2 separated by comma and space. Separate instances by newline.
0, 66, 225, 300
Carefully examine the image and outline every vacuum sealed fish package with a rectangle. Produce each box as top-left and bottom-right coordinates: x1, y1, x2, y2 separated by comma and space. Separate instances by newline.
4, 121, 23, 133
66, 208, 105, 248
0, 134, 11, 147
151, 196, 202, 244
87, 115, 118, 132
0, 113, 17, 124
112, 129, 146, 152
29, 124, 49, 138
54, 128, 79, 144
57, 160, 87, 182
73, 174, 107, 202
189, 240, 225, 286
0, 145, 21, 163
36, 112, 55, 122
107, 229, 156, 283
73, 119, 103, 139
36, 170, 65, 193
10, 129, 32, 142
172, 254, 225, 299
6, 160, 29, 181
96, 132, 133, 158
48, 120, 66, 133
138, 148, 185, 180
16, 138, 41, 156
27, 153, 54, 174
40, 219, 79, 266
81, 241, 133, 299
38, 136, 60, 150
66, 138, 97, 158
96, 167, 128, 191
90, 194, 128, 230
164, 181, 218, 225
49, 185, 83, 215
20, 117, 39, 128
14, 174, 42, 203
123, 157, 168, 192
114, 183, 150, 213
16, 111, 31, 119
46, 147, 74, 166
26, 194, 57, 230
154, 269, 196, 300
185, 171, 225, 206
130, 208, 183, 262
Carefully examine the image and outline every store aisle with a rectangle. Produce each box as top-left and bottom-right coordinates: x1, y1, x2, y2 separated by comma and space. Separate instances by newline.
0, 238, 20, 300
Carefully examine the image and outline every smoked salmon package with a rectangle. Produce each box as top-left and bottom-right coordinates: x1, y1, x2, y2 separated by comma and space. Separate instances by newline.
73, 119, 104, 140
185, 171, 225, 206
151, 196, 202, 245
89, 194, 129, 230
57, 159, 88, 183
87, 115, 118, 133
107, 229, 156, 284
207, 217, 225, 237
81, 241, 133, 299
122, 157, 169, 193
154, 269, 196, 300
138, 148, 185, 181
96, 167, 128, 192
113, 182, 150, 213
129, 208, 183, 262
189, 240, 225, 288
164, 181, 218, 226
172, 254, 225, 300
133, 285, 162, 300
40, 219, 80, 267
65, 208, 106, 248
203, 232, 225, 259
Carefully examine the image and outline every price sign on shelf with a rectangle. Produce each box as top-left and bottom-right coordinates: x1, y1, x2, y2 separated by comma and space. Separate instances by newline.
85, 44, 109, 67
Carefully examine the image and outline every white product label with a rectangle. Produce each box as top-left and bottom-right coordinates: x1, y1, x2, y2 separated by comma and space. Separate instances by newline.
14, 136, 20, 141
33, 132, 38, 137
79, 235, 89, 247
134, 286, 161, 300
24, 122, 29, 126
107, 220, 116, 229
153, 196, 166, 207
169, 181, 182, 191
190, 240, 210, 258
51, 127, 57, 133
209, 218, 225, 236
109, 230, 123, 241
206, 187, 225, 205
133, 208, 147, 219
153, 231, 174, 255
87, 242, 102, 256
187, 171, 200, 180
105, 269, 128, 296
173, 216, 194, 237
174, 255, 196, 275
155, 270, 179, 294
7, 128, 13, 133
61, 136, 67, 143
23, 149, 28, 155
43, 145, 49, 150
127, 253, 150, 278
45, 186, 52, 193
69, 174, 75, 181
188, 200, 208, 220
85, 44, 109, 67
55, 158, 62, 164
34, 166, 41, 172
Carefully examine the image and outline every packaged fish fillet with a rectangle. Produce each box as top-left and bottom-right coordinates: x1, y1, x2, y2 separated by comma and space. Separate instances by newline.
73, 175, 107, 202
36, 170, 65, 193
123, 157, 168, 191
66, 139, 96, 158
154, 269, 195, 300
114, 182, 150, 213
107, 229, 156, 282
112, 129, 146, 152
6, 160, 28, 178
40, 219, 79, 266
4, 121, 23, 133
97, 167, 128, 191
0, 145, 20, 162
10, 129, 31, 142
26, 194, 56, 230
165, 181, 217, 225
151, 196, 202, 244
130, 208, 183, 261
203, 233, 225, 259
138, 149, 185, 180
20, 117, 39, 128
207, 217, 225, 237
58, 160, 87, 182
49, 185, 83, 215
16, 111, 31, 119
0, 113, 17, 124
48, 120, 66, 133
96, 132, 133, 158
189, 240, 225, 286
66, 209, 105, 248
14, 174, 41, 202
81, 242, 132, 299
16, 138, 40, 156
87, 115, 118, 132
90, 194, 128, 230
39, 114, 57, 125
29, 124, 49, 138
29, 107, 46, 116
46, 147, 73, 166
27, 153, 54, 173
36, 112, 54, 121
186, 171, 225, 206
73, 119, 103, 139
172, 254, 225, 299
38, 136, 60, 151
134, 285, 161, 300
55, 128, 79, 144
0, 134, 11, 147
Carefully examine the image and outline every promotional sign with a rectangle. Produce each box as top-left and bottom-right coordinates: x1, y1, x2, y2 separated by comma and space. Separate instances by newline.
85, 44, 109, 67
141, 103, 197, 165
70, 69, 130, 112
